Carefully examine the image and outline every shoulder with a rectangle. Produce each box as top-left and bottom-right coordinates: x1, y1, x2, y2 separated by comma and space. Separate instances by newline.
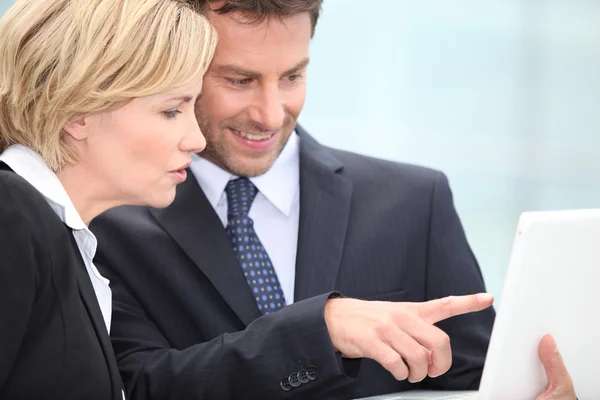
327, 146, 448, 195
0, 170, 69, 244
297, 125, 444, 189
0, 171, 62, 279
0, 170, 55, 222
91, 204, 154, 237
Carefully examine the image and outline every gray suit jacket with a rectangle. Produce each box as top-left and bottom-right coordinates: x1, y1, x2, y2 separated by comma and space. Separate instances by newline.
91, 126, 495, 399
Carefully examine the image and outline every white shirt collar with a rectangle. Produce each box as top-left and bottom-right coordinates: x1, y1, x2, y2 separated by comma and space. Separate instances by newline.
0, 144, 87, 230
191, 131, 300, 216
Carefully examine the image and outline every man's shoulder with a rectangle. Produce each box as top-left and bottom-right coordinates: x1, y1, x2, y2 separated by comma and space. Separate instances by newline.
326, 146, 445, 191
91, 204, 154, 234
296, 125, 442, 185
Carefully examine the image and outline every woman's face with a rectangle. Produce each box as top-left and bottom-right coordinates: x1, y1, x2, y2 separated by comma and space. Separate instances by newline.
75, 76, 206, 209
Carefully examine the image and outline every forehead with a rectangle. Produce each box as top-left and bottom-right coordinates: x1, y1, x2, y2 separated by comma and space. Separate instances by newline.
207, 11, 312, 70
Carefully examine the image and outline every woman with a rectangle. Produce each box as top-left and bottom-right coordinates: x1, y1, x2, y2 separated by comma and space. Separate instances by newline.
0, 0, 216, 398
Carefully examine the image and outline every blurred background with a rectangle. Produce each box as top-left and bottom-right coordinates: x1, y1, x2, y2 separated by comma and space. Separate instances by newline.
2, 0, 599, 304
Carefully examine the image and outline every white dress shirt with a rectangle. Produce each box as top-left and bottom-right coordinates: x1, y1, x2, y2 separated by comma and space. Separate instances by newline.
0, 145, 113, 333
190, 132, 301, 304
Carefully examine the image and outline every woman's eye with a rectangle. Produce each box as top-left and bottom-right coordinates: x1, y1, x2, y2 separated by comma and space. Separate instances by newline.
163, 110, 182, 119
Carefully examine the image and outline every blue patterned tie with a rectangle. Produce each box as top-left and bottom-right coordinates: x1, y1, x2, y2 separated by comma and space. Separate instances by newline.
225, 178, 286, 314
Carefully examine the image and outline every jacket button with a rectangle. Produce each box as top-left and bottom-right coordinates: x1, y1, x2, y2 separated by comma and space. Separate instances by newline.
288, 372, 301, 387
307, 366, 318, 381
297, 369, 310, 384
280, 377, 292, 391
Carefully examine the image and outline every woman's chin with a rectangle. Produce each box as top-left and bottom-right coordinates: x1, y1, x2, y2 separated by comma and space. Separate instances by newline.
146, 188, 177, 209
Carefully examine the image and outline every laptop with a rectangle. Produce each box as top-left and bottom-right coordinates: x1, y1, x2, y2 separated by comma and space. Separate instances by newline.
356, 208, 600, 399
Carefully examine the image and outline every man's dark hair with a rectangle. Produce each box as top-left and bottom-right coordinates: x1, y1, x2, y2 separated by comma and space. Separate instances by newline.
202, 0, 323, 36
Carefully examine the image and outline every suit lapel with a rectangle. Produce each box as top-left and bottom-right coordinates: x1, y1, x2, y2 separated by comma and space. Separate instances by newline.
149, 175, 262, 326
68, 232, 123, 400
294, 127, 353, 301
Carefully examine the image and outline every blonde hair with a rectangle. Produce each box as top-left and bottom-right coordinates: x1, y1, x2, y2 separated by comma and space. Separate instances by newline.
0, 0, 217, 171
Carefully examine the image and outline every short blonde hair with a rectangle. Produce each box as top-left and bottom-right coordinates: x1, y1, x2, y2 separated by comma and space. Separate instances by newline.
0, 0, 217, 171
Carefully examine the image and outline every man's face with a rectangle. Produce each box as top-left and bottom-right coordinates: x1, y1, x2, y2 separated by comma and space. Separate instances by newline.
195, 10, 311, 177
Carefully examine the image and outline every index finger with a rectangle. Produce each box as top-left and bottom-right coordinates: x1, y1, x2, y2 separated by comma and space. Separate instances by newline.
418, 293, 494, 324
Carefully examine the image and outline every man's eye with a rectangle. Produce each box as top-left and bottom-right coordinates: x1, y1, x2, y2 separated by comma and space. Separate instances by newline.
227, 78, 252, 86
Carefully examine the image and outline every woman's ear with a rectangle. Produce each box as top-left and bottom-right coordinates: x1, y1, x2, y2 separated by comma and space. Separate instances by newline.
63, 115, 89, 141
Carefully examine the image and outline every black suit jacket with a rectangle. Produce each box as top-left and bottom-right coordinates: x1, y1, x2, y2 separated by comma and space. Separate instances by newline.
0, 163, 122, 400
91, 126, 495, 399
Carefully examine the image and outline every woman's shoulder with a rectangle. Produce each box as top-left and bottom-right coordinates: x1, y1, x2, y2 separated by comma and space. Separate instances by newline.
0, 169, 64, 233
0, 169, 51, 211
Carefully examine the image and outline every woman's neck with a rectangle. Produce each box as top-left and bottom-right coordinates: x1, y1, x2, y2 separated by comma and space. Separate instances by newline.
56, 164, 119, 225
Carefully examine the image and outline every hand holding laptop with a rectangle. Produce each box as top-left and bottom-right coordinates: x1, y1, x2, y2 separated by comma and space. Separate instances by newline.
352, 334, 576, 400
324, 293, 494, 383
536, 334, 576, 400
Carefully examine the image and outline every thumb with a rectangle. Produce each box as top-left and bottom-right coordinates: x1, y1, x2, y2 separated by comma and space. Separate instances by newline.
537, 334, 575, 399
538, 334, 568, 384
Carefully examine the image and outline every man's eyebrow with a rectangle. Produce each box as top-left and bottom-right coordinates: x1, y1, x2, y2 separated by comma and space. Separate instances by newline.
282, 58, 310, 76
213, 58, 310, 79
213, 64, 261, 79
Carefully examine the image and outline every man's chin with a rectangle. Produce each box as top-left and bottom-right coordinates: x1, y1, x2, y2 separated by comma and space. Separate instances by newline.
231, 165, 273, 178
227, 156, 277, 178
198, 147, 278, 177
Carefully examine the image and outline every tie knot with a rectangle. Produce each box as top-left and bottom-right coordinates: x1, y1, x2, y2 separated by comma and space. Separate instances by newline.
225, 178, 258, 218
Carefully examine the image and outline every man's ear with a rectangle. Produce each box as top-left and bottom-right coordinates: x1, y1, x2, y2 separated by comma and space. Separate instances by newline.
63, 115, 89, 141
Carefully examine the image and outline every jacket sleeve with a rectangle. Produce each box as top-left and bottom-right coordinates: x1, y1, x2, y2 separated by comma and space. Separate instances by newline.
97, 257, 358, 400
422, 172, 496, 390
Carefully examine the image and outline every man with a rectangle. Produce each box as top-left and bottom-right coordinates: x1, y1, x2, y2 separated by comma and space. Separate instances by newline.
91, 1, 576, 399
